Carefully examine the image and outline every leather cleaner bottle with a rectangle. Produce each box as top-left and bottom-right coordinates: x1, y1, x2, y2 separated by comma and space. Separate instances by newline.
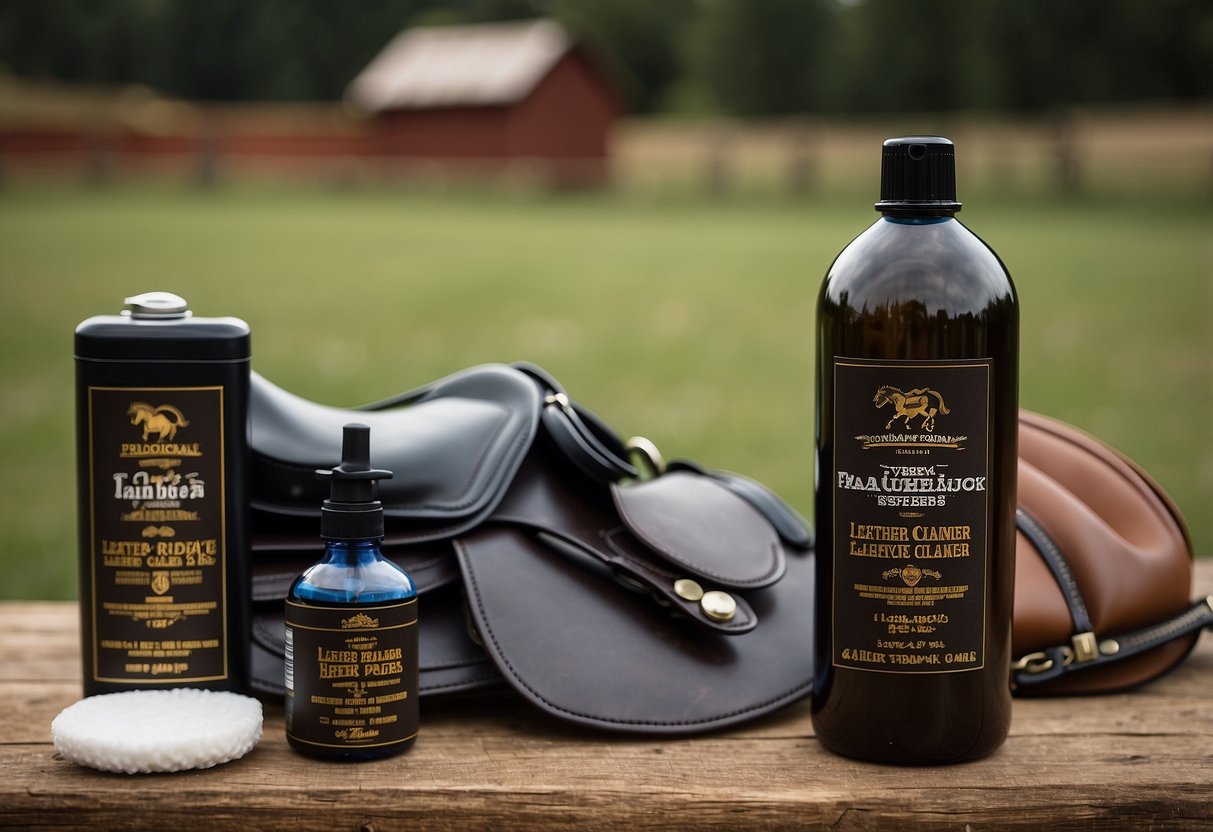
285, 423, 419, 760
812, 137, 1018, 764
75, 292, 250, 695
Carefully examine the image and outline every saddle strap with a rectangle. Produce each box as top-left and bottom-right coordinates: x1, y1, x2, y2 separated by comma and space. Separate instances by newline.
512, 362, 638, 482
1013, 596, 1212, 689
512, 362, 811, 550
1012, 505, 1208, 689
1016, 508, 1094, 635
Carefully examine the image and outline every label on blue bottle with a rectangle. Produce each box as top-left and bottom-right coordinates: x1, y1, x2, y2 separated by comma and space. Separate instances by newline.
285, 598, 419, 750
831, 357, 991, 674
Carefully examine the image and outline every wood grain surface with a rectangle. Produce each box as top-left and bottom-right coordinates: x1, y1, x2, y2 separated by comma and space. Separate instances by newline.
1, 564, 1210, 831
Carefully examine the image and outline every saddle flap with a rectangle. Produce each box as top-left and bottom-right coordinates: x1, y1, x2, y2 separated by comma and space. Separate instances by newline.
250, 364, 541, 529
610, 472, 785, 589
454, 524, 812, 734
488, 447, 769, 632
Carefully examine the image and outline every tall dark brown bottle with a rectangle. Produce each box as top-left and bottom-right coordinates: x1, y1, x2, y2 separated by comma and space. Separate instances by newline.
75, 292, 250, 696
812, 137, 1018, 764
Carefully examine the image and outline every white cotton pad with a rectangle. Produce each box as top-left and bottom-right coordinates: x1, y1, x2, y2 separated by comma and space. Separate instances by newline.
51, 689, 263, 774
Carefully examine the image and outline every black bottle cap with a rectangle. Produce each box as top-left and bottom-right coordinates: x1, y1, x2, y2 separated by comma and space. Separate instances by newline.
316, 423, 393, 541
875, 136, 961, 213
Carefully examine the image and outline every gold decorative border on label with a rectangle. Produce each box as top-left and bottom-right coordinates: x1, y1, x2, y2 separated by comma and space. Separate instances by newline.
88, 385, 229, 684
831, 358, 993, 676
284, 599, 418, 749
284, 599, 418, 634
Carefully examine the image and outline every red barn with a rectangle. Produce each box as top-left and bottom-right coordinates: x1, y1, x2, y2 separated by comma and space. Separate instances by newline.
346, 19, 622, 186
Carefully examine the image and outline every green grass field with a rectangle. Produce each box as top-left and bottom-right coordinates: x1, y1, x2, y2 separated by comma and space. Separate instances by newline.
0, 183, 1209, 599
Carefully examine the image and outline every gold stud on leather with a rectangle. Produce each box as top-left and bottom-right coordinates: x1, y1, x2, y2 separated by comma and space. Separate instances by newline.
700, 590, 737, 622
674, 578, 704, 602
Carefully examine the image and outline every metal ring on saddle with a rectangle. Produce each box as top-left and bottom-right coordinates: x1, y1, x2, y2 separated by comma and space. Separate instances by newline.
626, 436, 666, 480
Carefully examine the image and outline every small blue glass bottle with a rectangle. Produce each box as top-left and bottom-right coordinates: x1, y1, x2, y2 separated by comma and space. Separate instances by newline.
285, 423, 419, 761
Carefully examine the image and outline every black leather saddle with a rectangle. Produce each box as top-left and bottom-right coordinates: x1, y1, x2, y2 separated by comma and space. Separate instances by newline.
248, 363, 814, 734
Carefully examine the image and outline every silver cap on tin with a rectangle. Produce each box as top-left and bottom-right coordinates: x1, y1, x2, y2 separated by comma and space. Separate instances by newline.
124, 292, 190, 320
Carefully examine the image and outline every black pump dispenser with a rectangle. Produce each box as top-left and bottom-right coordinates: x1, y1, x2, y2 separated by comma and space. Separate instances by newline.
316, 423, 393, 541
875, 136, 961, 213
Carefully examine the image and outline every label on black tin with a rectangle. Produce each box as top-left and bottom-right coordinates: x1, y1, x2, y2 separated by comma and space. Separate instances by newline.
86, 386, 228, 683
285, 599, 419, 751
831, 358, 991, 674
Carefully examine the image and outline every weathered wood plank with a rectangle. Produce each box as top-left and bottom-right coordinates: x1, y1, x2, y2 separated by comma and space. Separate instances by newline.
4, 690, 1211, 829
0, 562, 1208, 831
4, 669, 1209, 750
1, 731, 1210, 831
0, 601, 80, 683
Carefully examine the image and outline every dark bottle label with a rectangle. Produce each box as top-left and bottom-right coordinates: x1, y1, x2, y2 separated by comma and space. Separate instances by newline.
831, 358, 991, 674
285, 599, 419, 751
85, 386, 229, 684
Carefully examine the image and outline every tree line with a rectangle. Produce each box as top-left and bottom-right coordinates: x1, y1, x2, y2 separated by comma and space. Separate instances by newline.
0, 0, 1208, 116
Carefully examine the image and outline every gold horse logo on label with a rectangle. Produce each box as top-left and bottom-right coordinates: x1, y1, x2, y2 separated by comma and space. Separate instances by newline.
873, 386, 950, 433
127, 402, 189, 441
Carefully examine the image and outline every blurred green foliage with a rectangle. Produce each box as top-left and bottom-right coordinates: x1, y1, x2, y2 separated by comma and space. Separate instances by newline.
0, 0, 1209, 114
0, 181, 1209, 599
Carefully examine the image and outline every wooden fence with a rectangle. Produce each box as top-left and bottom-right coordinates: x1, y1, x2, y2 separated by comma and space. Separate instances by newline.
2, 94, 1209, 196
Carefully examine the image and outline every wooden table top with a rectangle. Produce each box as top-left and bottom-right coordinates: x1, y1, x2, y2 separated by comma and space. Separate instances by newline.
3, 561, 1210, 831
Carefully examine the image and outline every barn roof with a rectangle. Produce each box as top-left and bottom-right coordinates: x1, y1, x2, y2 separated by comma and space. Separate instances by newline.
346, 19, 575, 113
